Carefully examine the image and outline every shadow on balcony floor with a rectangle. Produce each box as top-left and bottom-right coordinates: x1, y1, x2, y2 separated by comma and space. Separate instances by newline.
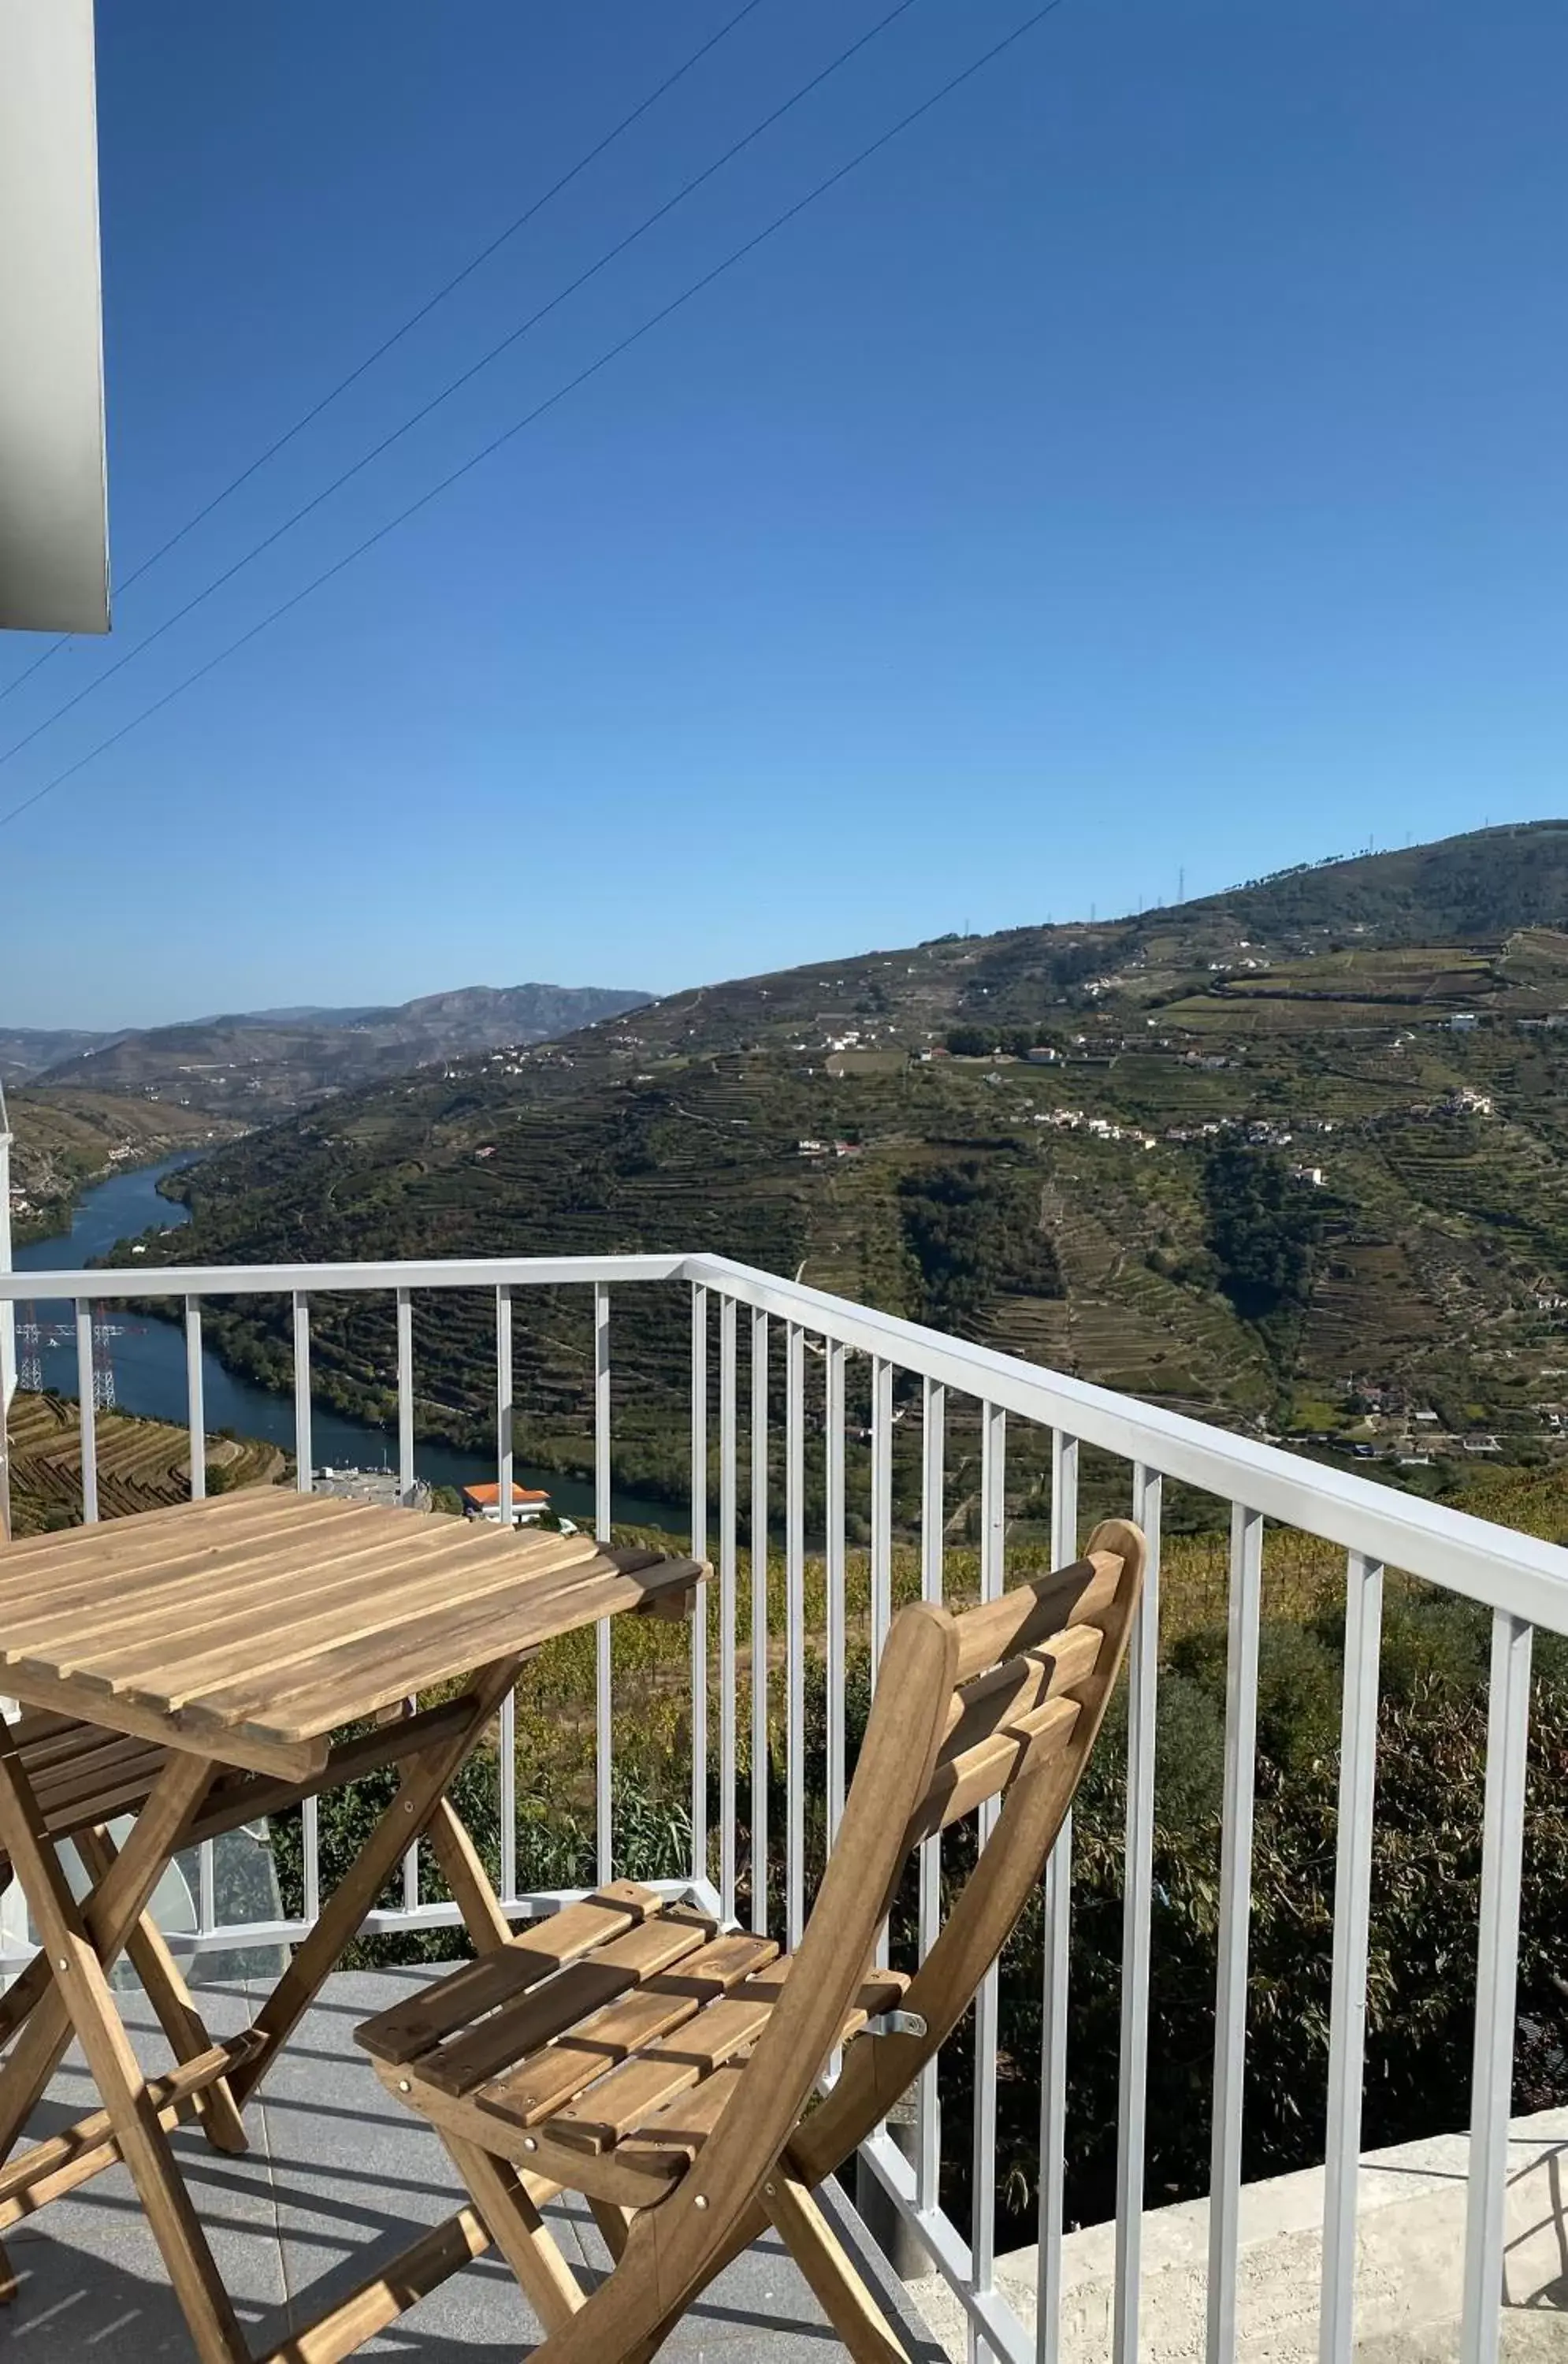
5, 1968, 947, 2359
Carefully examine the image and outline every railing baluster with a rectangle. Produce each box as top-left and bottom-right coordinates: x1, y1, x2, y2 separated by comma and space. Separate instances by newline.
1113, 1463, 1163, 2364
972, 1401, 1007, 2336
1319, 1550, 1384, 2364
292, 1290, 312, 1494
496, 1284, 512, 1515
494, 1284, 517, 1907
826, 1338, 847, 1846
1206, 1502, 1263, 2364
750, 1307, 769, 1937
1035, 1432, 1079, 2364
690, 1283, 709, 1894
500, 1688, 518, 1906
916, 1376, 946, 2210
395, 1314, 425, 1901
719, 1294, 738, 1924
870, 1353, 894, 1682
392, 1284, 425, 1901
595, 1281, 612, 1884
786, 1321, 805, 1950
1460, 1608, 1534, 2364
76, 1300, 98, 1523
396, 1286, 414, 1504
199, 1837, 216, 1939
184, 1295, 206, 1500
303, 1793, 321, 1925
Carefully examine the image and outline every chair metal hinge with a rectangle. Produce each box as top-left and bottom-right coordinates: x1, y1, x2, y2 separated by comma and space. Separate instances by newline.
863, 2009, 927, 2039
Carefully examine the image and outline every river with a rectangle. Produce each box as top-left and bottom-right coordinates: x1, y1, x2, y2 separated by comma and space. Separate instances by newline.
13, 1156, 676, 1529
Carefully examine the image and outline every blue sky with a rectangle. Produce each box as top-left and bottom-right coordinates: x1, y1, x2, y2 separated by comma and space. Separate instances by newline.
2, 0, 1565, 1028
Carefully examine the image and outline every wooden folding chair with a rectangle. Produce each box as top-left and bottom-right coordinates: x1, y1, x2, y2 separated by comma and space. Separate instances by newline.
357, 1517, 1146, 2362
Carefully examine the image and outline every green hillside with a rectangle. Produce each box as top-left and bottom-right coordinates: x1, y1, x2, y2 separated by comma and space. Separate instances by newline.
6, 1088, 242, 1243
122, 823, 1568, 1515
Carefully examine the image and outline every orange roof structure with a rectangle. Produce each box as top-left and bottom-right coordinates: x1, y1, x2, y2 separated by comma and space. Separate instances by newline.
460, 1481, 550, 1507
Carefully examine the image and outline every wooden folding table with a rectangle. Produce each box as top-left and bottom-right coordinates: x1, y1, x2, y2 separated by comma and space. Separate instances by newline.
0, 1489, 704, 2362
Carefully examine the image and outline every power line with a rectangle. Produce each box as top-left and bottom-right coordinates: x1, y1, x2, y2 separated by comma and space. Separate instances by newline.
0, 0, 927, 779
0, 0, 1068, 840
0, 0, 773, 708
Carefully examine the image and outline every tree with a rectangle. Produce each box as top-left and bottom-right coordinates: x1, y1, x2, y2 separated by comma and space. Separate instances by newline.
1202, 1145, 1321, 1327
897, 1160, 1061, 1334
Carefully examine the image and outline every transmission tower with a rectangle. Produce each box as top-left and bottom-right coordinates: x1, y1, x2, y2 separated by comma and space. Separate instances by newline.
91, 1301, 115, 1410
17, 1301, 42, 1393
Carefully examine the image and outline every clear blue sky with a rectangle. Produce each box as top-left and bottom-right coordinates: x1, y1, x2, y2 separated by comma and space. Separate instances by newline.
2, 0, 1565, 1028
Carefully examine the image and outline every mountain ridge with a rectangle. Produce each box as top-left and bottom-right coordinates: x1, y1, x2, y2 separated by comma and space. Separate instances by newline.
133, 821, 1568, 1503
14, 980, 652, 1114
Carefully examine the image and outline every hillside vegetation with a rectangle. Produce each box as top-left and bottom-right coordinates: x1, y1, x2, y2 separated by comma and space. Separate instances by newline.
5, 1391, 284, 1534
6, 1088, 240, 1243
122, 822, 1568, 1512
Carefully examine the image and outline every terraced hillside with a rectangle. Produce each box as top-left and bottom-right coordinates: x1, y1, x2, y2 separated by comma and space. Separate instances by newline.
5, 1392, 284, 1536
6, 1088, 243, 1242
114, 824, 1568, 1515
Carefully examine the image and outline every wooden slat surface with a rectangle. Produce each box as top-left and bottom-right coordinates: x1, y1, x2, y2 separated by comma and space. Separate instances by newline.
0, 1508, 522, 1663
908, 1693, 1083, 1845
484, 1933, 778, 2128
951, 1550, 1125, 1682
940, 1626, 1104, 1752
422, 1909, 721, 2098
357, 1883, 661, 2065
0, 1494, 708, 1759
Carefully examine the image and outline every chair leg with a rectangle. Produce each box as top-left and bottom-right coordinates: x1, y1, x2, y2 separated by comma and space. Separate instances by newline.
76, 1826, 248, 2157
0, 2236, 16, 2303
441, 2133, 585, 2332
763, 2166, 910, 2364
0, 1744, 214, 2174
0, 1737, 247, 2362
588, 2194, 633, 2262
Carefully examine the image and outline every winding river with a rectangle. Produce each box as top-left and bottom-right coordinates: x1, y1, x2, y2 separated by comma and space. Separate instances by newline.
14, 1156, 674, 1527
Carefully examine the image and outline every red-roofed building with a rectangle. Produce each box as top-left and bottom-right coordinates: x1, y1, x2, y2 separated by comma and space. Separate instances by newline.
459, 1479, 551, 1527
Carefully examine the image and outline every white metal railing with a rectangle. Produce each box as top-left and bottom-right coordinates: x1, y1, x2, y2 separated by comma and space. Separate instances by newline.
1, 1246, 1565, 2364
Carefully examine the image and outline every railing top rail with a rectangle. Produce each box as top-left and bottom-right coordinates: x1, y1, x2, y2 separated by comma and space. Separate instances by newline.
0, 1252, 686, 1299
682, 1254, 1568, 1638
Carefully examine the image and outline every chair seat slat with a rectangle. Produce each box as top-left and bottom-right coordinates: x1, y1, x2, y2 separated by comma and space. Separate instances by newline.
483, 1932, 778, 2127
421, 1908, 719, 2098
355, 1883, 663, 2067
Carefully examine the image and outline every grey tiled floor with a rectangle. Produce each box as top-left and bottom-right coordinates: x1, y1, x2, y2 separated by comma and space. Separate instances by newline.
2, 1969, 946, 2360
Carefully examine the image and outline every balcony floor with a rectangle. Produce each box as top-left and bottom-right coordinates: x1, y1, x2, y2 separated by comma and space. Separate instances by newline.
5, 1968, 946, 2360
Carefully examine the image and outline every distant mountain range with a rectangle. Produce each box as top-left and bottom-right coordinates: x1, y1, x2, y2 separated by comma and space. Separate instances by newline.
1, 982, 652, 1110
0, 1025, 111, 1084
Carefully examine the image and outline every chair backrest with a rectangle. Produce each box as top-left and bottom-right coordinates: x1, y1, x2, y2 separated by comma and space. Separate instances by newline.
660, 1516, 1146, 2258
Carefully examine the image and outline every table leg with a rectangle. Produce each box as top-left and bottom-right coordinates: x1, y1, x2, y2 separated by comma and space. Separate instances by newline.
229, 1653, 525, 2109
0, 1723, 247, 2362
76, 1823, 250, 2155
428, 1796, 511, 1953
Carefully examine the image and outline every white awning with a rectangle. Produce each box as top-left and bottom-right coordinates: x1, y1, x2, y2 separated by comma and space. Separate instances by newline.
0, 0, 109, 634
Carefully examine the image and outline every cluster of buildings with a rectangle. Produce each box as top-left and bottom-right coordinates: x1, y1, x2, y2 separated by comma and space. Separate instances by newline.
1031, 1108, 1159, 1148
796, 1138, 865, 1160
